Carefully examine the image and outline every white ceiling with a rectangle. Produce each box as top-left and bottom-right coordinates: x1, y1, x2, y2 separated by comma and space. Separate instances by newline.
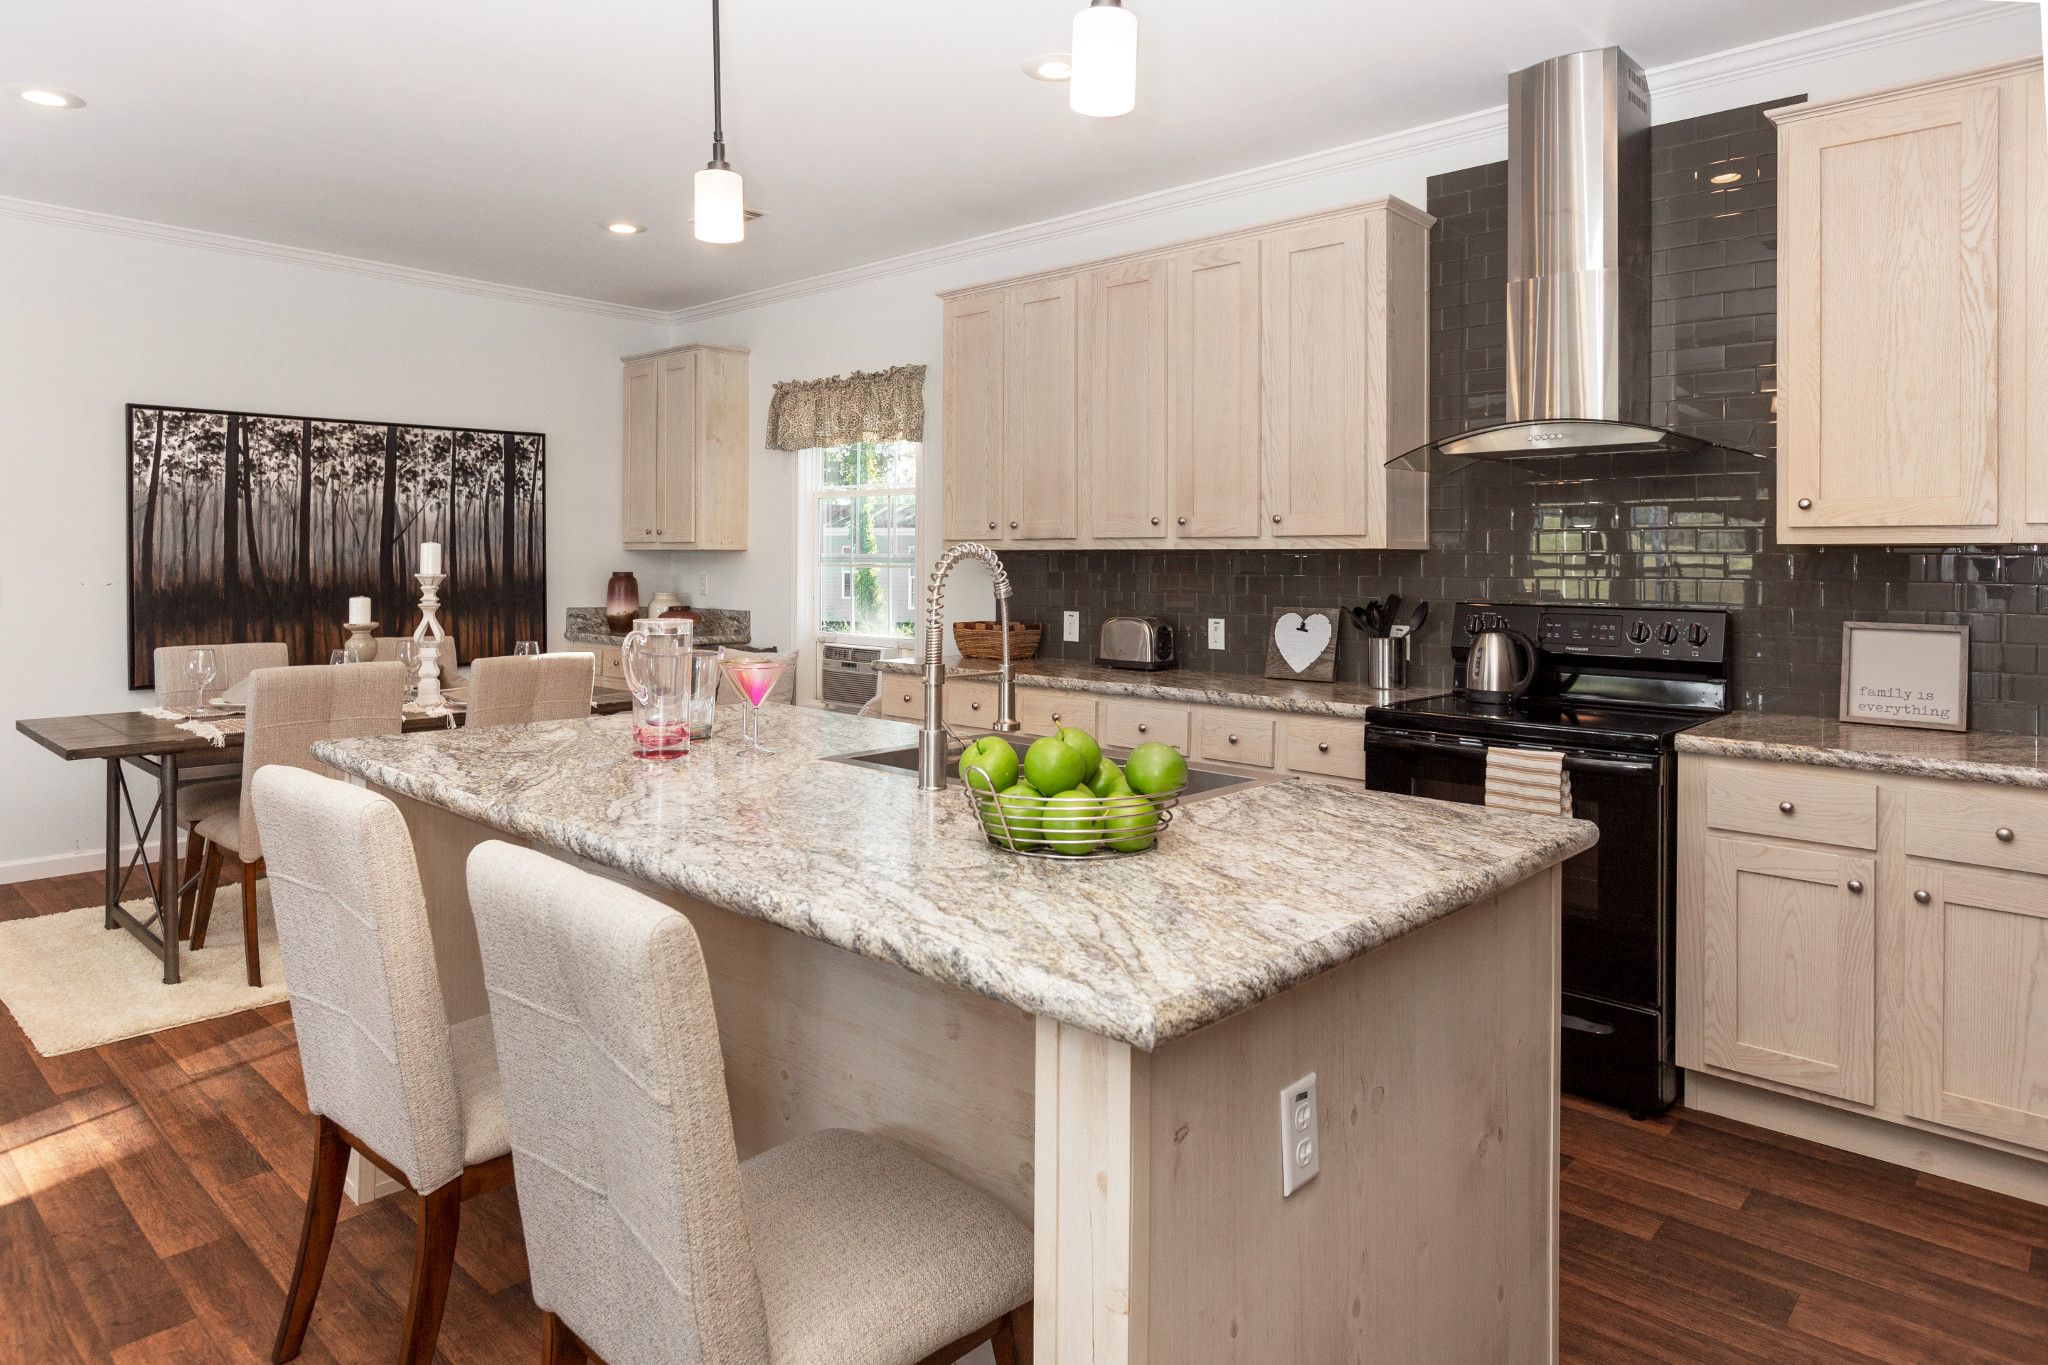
0, 0, 1967, 312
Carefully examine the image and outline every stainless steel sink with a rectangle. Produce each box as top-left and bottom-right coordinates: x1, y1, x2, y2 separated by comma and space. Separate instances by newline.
824, 738, 1276, 805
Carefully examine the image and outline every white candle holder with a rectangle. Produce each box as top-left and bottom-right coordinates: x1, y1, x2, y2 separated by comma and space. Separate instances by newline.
342, 619, 380, 663
411, 573, 447, 708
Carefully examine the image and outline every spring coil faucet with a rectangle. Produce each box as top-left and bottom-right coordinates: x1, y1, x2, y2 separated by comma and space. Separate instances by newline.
918, 542, 1019, 790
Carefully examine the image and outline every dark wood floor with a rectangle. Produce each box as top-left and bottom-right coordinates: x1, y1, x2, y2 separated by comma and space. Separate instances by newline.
4, 869, 2046, 1363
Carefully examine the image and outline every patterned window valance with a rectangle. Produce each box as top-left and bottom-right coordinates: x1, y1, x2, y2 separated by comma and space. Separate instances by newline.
765, 364, 927, 451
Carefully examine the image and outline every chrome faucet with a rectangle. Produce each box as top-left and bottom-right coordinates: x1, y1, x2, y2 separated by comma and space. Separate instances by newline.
917, 542, 1019, 790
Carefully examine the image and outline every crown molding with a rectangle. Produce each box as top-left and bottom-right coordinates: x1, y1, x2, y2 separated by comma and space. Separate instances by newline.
668, 0, 2038, 326
0, 195, 673, 324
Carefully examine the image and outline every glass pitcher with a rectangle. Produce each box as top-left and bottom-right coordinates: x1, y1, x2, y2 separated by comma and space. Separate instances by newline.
621, 617, 694, 761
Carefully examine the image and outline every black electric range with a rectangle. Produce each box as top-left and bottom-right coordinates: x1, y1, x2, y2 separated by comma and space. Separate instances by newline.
1365, 601, 1732, 1116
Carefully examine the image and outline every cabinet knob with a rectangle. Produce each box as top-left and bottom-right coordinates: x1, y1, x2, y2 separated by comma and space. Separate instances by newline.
1846, 879, 1863, 895
1137, 723, 1149, 734
1996, 826, 2015, 842
1151, 516, 1161, 526
970, 701, 981, 712
1778, 801, 1795, 815
1797, 498, 1813, 510
902, 692, 912, 703
1177, 516, 1188, 526
1914, 889, 1932, 905
988, 521, 996, 531
1050, 711, 1061, 722
1272, 514, 1283, 524
1317, 741, 1330, 753
1010, 520, 1019, 529
1228, 733, 1239, 744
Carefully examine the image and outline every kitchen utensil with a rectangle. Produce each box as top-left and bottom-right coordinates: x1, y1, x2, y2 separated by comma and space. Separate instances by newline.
1390, 601, 1430, 642
1363, 638, 1406, 689
1380, 594, 1404, 638
1464, 626, 1537, 704
1097, 616, 1176, 671
1347, 605, 1375, 635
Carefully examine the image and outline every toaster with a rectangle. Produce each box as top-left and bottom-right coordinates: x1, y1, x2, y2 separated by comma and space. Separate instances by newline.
1097, 616, 1177, 671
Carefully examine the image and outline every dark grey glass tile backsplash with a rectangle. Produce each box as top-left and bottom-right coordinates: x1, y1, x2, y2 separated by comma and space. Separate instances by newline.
1002, 99, 2048, 733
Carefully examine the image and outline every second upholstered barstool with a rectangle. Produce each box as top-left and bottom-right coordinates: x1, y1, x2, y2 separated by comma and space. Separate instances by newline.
463, 652, 595, 729
466, 843, 1034, 1365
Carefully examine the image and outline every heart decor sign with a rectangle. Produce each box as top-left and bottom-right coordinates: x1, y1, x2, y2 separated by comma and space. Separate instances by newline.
1266, 607, 1339, 683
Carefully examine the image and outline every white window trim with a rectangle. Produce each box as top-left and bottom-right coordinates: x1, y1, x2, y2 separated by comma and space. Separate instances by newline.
791, 442, 928, 706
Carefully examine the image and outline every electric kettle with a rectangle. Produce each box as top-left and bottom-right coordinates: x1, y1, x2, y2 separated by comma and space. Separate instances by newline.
1464, 627, 1537, 705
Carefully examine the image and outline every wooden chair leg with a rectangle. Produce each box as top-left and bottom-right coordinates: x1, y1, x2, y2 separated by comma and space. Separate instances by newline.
272, 1116, 349, 1363
541, 1311, 589, 1364
178, 826, 204, 937
189, 843, 224, 948
397, 1181, 464, 1365
242, 860, 263, 987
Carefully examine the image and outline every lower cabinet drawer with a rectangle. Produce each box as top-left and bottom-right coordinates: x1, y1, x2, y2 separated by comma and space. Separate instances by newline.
879, 677, 924, 720
1100, 699, 1191, 752
1284, 717, 1366, 781
1704, 761, 1878, 850
1195, 711, 1276, 769
594, 647, 626, 686
944, 681, 998, 729
1019, 689, 1092, 736
1905, 784, 2048, 877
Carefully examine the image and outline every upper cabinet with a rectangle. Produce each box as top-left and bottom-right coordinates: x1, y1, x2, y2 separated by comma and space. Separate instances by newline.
1771, 59, 2046, 544
620, 344, 750, 550
937, 198, 1432, 550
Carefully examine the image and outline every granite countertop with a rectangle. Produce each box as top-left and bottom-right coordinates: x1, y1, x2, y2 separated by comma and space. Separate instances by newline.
878, 656, 1443, 720
563, 606, 752, 648
1679, 712, 2048, 789
315, 706, 1593, 1049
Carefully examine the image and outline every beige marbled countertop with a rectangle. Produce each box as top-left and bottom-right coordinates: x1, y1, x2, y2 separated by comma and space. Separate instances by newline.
316, 706, 1593, 1049
878, 656, 1443, 720
1679, 712, 2048, 789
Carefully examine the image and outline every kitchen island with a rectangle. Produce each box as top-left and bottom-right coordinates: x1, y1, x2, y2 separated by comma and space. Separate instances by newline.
315, 706, 1595, 1363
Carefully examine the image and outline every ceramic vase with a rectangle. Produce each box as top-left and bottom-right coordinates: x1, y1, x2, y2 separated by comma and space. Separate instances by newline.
605, 571, 641, 634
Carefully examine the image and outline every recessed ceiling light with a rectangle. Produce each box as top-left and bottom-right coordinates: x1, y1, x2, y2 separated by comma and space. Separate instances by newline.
1709, 170, 1742, 185
605, 221, 647, 235
1024, 53, 1073, 82
18, 88, 85, 109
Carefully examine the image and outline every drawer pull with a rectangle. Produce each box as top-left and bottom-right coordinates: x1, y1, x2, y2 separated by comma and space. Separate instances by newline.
1846, 879, 1863, 895
1996, 826, 2015, 842
1050, 711, 1061, 723
988, 521, 996, 531
1227, 733, 1239, 744
1137, 723, 1149, 734
1914, 889, 1932, 906
970, 701, 980, 712
1797, 498, 1813, 510
1778, 801, 1795, 815
902, 692, 912, 703
1317, 741, 1330, 753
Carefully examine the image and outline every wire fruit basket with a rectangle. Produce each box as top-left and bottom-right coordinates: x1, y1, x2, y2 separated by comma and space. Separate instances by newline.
959, 773, 1185, 860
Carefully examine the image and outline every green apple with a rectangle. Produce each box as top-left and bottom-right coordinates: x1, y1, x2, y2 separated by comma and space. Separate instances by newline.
1124, 741, 1189, 796
958, 735, 1020, 792
982, 781, 1046, 850
1100, 793, 1159, 853
1023, 735, 1088, 797
1054, 726, 1102, 777
1086, 756, 1129, 798
1042, 788, 1104, 856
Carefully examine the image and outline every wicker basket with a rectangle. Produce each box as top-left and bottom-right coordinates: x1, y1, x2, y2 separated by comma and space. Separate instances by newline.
953, 620, 1043, 661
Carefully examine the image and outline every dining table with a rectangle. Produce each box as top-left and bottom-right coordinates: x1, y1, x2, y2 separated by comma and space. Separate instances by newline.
14, 685, 634, 985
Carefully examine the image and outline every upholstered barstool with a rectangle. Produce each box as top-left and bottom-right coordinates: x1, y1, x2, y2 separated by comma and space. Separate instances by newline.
252, 766, 511, 1365
464, 653, 595, 729
154, 642, 289, 928
465, 844, 1034, 1365
187, 662, 407, 985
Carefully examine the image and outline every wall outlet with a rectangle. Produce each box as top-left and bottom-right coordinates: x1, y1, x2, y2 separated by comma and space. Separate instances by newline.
1063, 610, 1080, 643
1281, 1073, 1320, 1197
695, 572, 710, 603
1208, 618, 1226, 650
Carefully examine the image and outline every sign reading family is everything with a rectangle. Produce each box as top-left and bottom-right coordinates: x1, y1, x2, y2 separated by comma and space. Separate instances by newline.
126, 404, 545, 689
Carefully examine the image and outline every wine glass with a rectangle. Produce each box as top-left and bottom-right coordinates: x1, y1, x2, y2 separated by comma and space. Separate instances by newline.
395, 639, 420, 699
720, 657, 785, 754
329, 649, 347, 667
513, 640, 541, 657
184, 648, 218, 714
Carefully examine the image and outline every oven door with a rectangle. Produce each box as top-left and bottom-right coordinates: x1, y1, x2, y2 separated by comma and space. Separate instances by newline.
1363, 728, 1670, 1010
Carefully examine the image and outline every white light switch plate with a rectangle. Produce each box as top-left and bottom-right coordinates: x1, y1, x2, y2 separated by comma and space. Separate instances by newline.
1208, 618, 1226, 650
1063, 610, 1080, 643
1281, 1072, 1319, 1196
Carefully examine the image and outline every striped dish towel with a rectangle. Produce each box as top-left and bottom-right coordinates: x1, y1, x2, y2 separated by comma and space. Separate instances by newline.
1484, 746, 1573, 817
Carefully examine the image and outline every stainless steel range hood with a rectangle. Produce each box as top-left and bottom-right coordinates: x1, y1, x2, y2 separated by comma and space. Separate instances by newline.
1393, 47, 1758, 472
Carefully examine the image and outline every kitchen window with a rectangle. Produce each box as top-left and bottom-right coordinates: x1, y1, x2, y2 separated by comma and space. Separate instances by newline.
806, 439, 919, 641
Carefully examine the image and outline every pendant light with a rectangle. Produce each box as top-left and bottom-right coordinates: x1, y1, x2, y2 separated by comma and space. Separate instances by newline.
1070, 0, 1137, 117
693, 0, 745, 243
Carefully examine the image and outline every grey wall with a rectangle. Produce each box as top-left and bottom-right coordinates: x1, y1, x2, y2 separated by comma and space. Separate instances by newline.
1004, 99, 2048, 733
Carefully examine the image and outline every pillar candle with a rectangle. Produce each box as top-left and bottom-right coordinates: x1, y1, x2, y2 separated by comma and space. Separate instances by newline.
418, 541, 442, 576
348, 596, 371, 625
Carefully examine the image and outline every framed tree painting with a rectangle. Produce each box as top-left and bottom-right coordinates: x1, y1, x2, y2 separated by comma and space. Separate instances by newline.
126, 404, 545, 688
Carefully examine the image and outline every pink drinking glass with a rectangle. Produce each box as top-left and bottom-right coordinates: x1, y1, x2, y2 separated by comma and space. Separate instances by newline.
720, 657, 784, 753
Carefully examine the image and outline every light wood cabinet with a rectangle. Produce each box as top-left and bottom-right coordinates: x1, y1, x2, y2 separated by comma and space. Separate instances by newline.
1080, 258, 1170, 541
619, 344, 749, 550
1771, 59, 2045, 544
1699, 835, 1875, 1104
936, 197, 1431, 551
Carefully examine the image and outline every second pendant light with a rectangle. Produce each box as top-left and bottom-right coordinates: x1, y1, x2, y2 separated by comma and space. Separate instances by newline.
693, 0, 745, 243
1070, 0, 1137, 118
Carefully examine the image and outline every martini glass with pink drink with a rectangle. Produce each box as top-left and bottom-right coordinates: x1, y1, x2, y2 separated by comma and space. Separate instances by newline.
721, 657, 784, 753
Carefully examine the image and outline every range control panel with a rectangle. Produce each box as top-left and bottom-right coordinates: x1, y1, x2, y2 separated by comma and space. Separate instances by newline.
1454, 602, 1729, 665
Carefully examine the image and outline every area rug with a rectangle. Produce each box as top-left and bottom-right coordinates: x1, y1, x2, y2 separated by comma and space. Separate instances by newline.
0, 884, 288, 1056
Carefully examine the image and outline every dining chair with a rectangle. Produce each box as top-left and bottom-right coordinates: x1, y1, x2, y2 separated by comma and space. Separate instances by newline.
185, 662, 408, 986
465, 843, 1034, 1365
464, 653, 595, 729
155, 642, 291, 923
252, 766, 511, 1365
